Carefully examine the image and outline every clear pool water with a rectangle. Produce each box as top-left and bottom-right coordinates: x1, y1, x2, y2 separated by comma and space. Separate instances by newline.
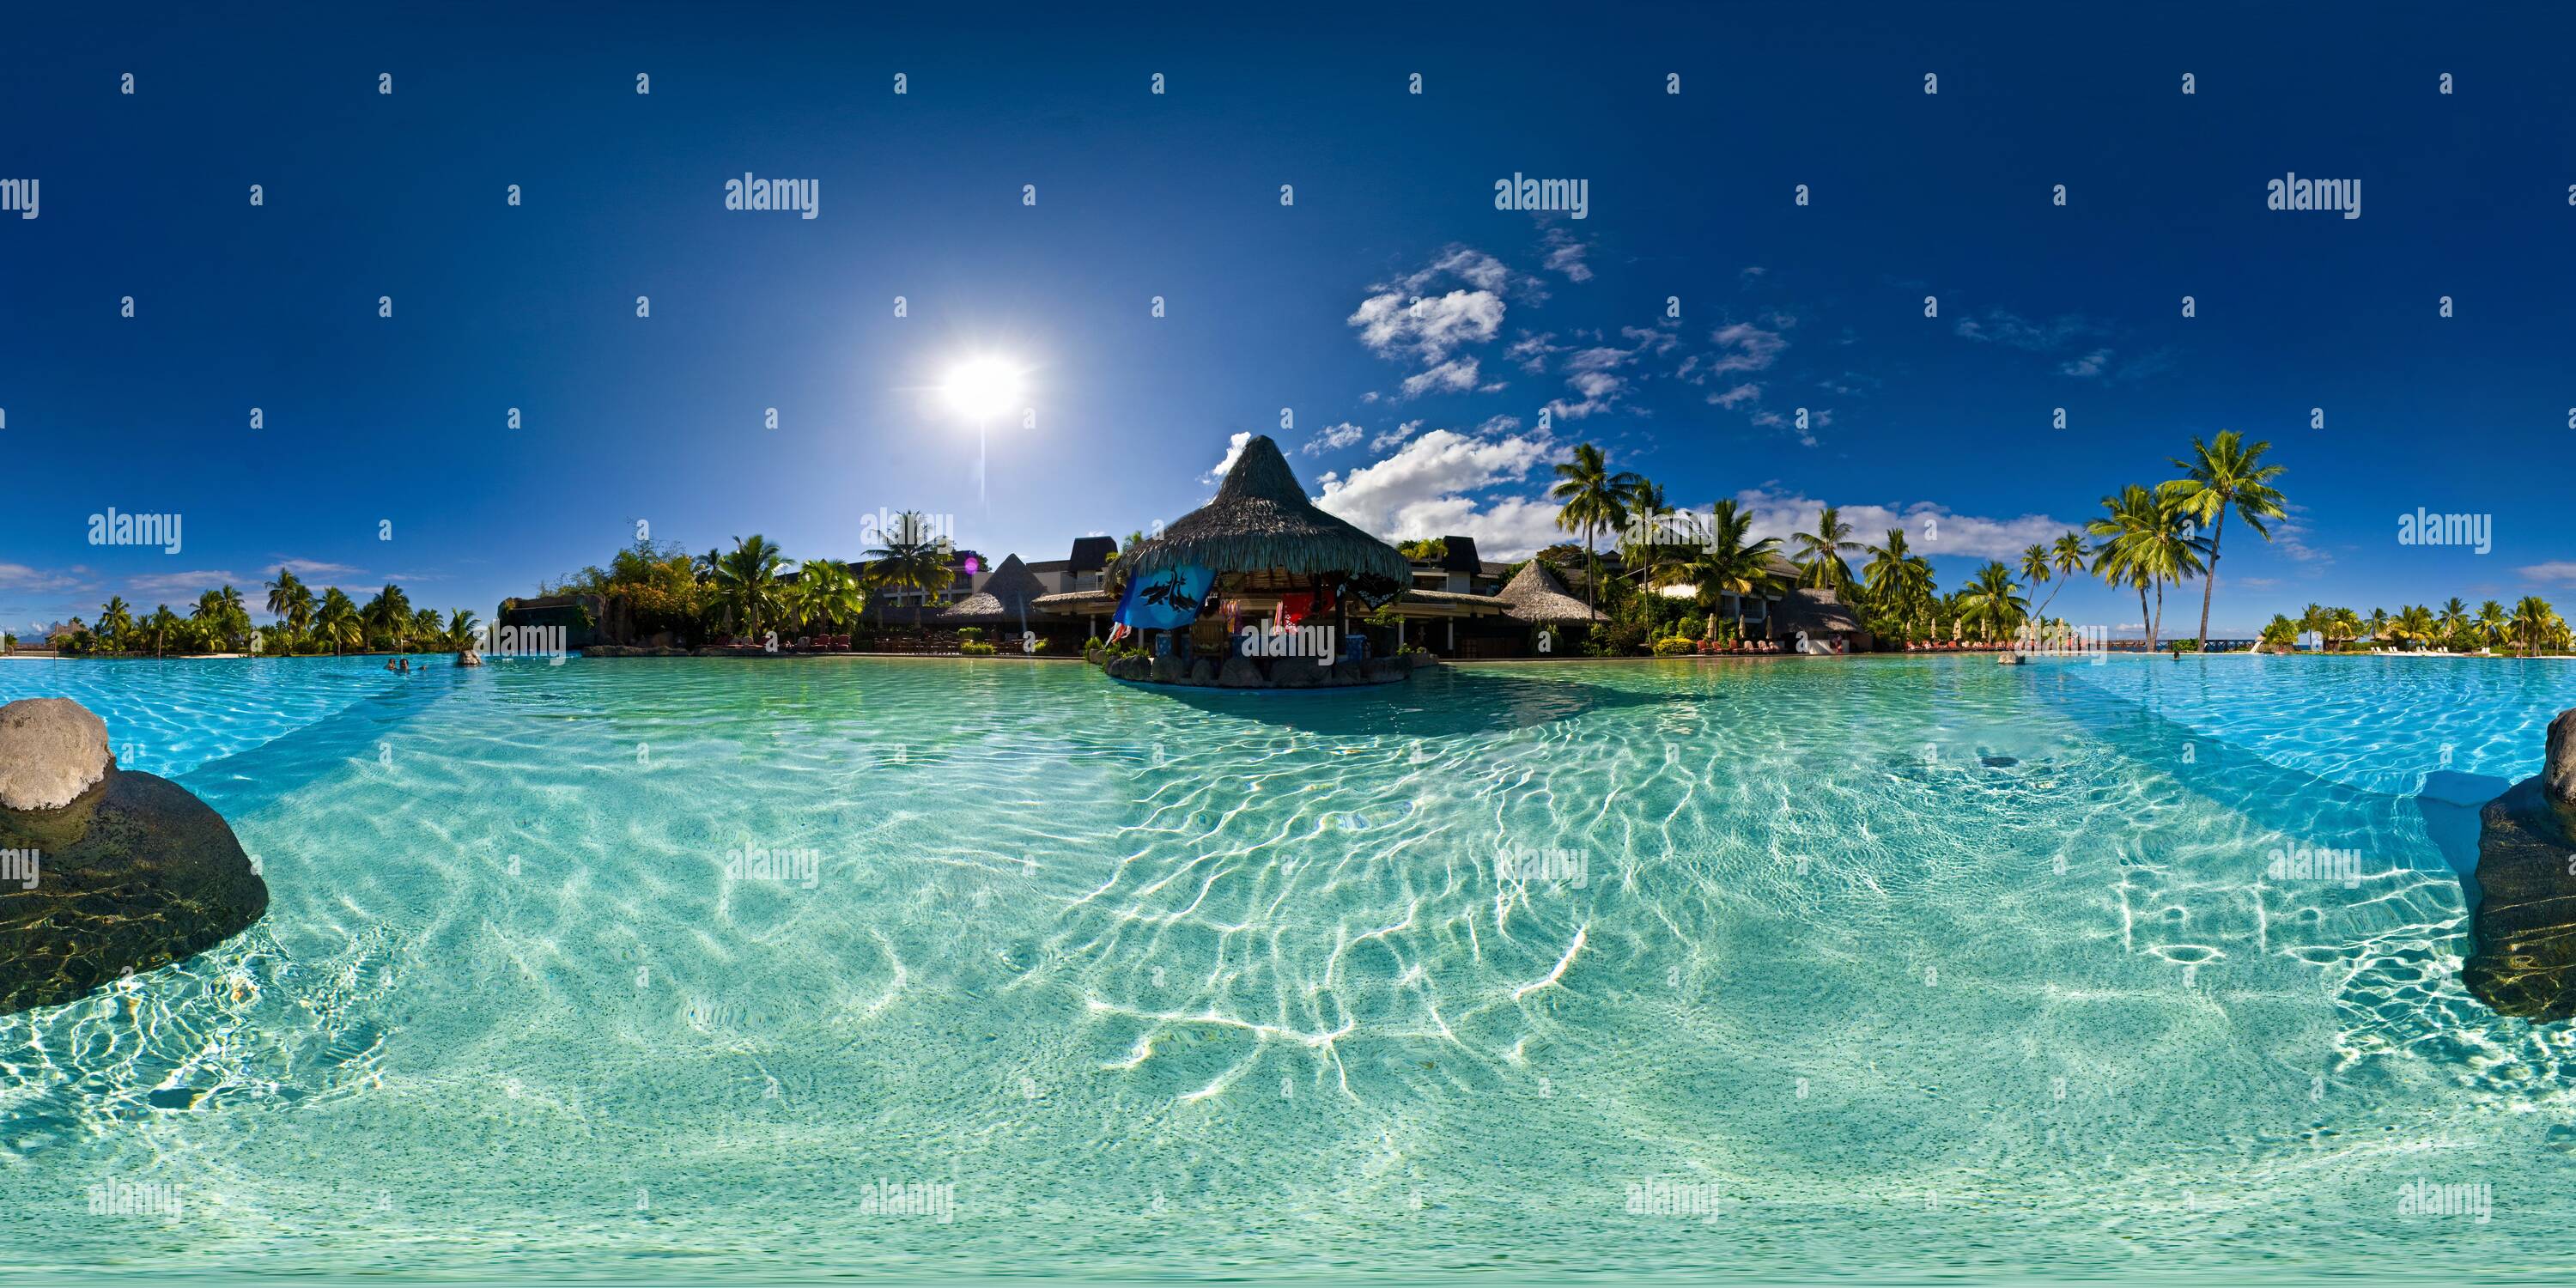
4, 653, 2574, 1281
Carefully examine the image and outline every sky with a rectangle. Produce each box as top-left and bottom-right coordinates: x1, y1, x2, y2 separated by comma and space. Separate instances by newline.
5, 1, 2573, 640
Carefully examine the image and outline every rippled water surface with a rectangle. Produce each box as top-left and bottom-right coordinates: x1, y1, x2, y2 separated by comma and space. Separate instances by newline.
3, 653, 2573, 1281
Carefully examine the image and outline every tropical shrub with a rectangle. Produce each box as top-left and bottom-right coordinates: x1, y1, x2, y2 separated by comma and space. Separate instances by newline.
959, 641, 997, 656
1652, 635, 1697, 657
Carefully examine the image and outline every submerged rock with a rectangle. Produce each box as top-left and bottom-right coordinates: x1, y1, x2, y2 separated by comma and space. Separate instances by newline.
2, 759, 269, 1016
0, 698, 112, 811
1218, 656, 1262, 688
2464, 775, 2576, 1022
1996, 652, 2024, 665
456, 648, 483, 667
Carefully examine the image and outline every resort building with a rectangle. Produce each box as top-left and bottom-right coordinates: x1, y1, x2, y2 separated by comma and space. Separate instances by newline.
1019, 537, 1118, 597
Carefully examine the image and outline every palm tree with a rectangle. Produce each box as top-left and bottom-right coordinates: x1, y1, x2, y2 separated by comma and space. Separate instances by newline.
2087, 486, 2160, 652
215, 585, 248, 647
2024, 532, 2087, 621
2258, 614, 2300, 651
447, 609, 480, 650
267, 568, 315, 638
1794, 505, 1862, 591
1861, 528, 1935, 638
2393, 605, 2437, 652
791, 557, 866, 635
2088, 485, 2205, 652
95, 597, 134, 653
316, 587, 361, 655
142, 605, 179, 658
1550, 443, 1640, 616
2436, 598, 2469, 650
860, 520, 951, 628
2476, 599, 2507, 650
2364, 607, 2390, 647
2510, 597, 2557, 657
363, 584, 414, 652
2159, 431, 2287, 652
2017, 544, 2051, 611
711, 534, 788, 637
1958, 562, 2029, 643
1688, 500, 1786, 639
1618, 480, 1668, 569
2327, 607, 2361, 651
191, 589, 235, 651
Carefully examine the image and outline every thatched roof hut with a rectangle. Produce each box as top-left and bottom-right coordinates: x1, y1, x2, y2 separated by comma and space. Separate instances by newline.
1125, 435, 1410, 586
1772, 587, 1862, 637
1496, 560, 1605, 623
941, 553, 1049, 623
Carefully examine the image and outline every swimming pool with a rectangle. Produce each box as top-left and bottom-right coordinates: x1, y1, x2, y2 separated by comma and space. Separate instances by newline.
4, 654, 2572, 1279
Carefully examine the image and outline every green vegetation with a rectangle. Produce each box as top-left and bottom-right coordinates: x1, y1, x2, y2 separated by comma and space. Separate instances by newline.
51, 571, 484, 659
1523, 431, 2412, 657
2278, 598, 2569, 655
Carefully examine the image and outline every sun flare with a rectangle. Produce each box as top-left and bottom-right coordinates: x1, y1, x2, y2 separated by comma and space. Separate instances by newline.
940, 356, 1024, 420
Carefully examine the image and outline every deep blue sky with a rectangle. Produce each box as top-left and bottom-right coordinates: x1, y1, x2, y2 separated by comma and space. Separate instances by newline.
5, 1, 2573, 638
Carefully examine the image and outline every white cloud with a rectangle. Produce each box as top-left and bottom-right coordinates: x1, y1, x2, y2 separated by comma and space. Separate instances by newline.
1400, 356, 1482, 398
0, 563, 84, 592
1314, 427, 1558, 553
1208, 431, 1252, 481
1548, 370, 1625, 420
2268, 505, 2331, 564
1709, 322, 1786, 374
1371, 418, 1425, 451
1506, 331, 1563, 373
1399, 246, 1512, 294
1303, 422, 1365, 455
122, 570, 247, 600
1619, 325, 1680, 357
1541, 228, 1593, 283
2519, 561, 2576, 586
1728, 487, 2075, 562
1710, 382, 1761, 409
2059, 348, 2113, 378
1954, 309, 2102, 352
270, 556, 364, 578
1349, 289, 1506, 362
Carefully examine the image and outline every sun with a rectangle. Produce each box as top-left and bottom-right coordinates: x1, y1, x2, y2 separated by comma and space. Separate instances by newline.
940, 356, 1024, 421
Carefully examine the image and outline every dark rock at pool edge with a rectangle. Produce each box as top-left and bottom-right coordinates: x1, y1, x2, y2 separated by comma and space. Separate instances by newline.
2464, 775, 2576, 1022
1, 720, 268, 1017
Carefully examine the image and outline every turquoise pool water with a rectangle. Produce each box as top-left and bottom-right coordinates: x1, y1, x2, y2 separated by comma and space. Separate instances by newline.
4, 653, 2575, 1281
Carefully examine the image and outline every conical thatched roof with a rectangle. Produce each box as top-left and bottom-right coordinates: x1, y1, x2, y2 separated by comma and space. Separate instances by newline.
1498, 560, 1605, 623
1126, 435, 1410, 583
941, 553, 1049, 623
